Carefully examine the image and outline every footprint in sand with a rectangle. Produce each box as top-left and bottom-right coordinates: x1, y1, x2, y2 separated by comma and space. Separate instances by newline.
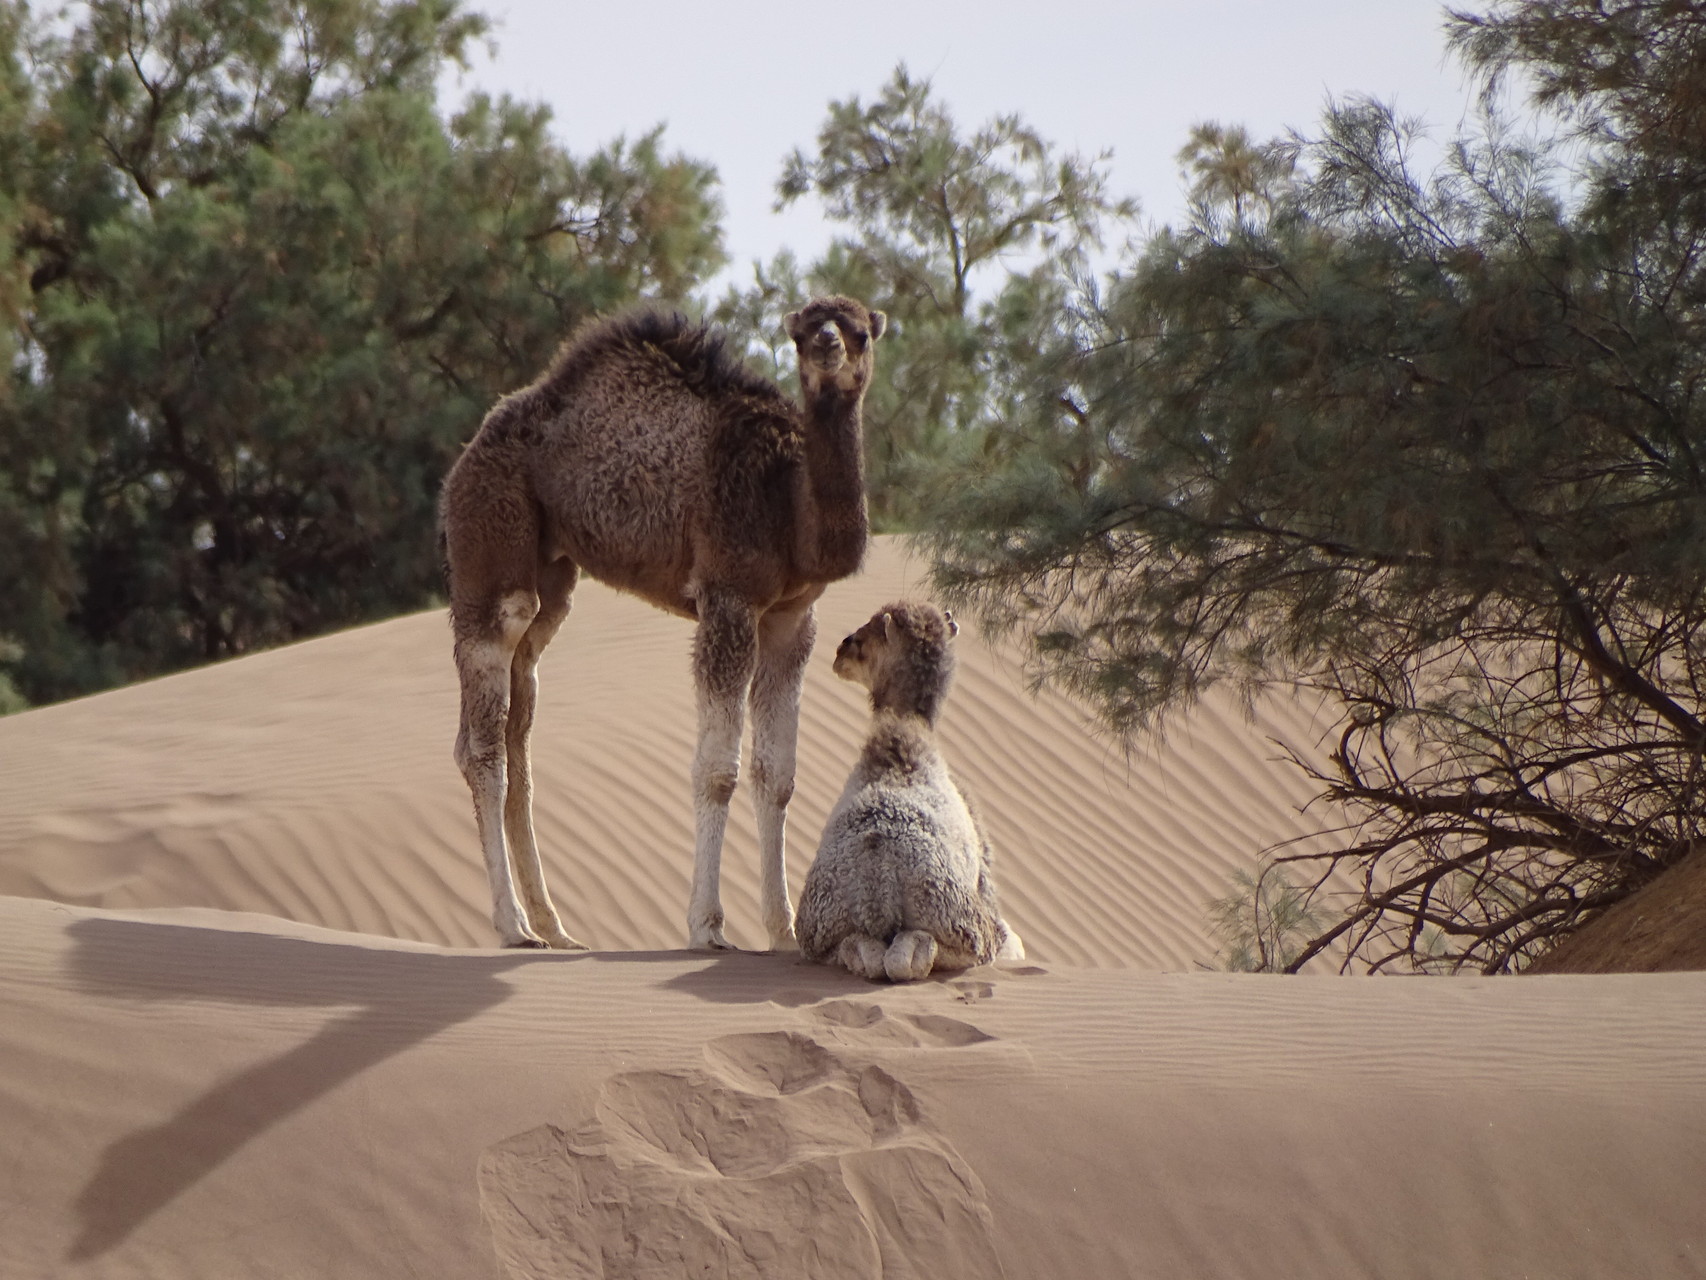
479, 1005, 1005, 1280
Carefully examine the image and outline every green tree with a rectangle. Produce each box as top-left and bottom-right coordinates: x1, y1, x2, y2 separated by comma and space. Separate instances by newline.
928, 1, 1706, 972
1, 0, 721, 706
1208, 864, 1323, 973
718, 65, 1137, 528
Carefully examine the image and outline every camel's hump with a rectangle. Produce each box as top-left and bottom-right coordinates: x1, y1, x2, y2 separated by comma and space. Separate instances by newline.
540, 306, 787, 408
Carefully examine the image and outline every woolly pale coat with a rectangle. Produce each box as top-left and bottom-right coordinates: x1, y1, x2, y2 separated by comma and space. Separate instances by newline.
797, 713, 1009, 968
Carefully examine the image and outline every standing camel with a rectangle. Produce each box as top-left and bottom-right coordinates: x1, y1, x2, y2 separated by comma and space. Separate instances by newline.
440, 297, 885, 950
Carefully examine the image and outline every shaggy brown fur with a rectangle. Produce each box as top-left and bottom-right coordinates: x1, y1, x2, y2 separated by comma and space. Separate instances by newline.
441, 297, 885, 950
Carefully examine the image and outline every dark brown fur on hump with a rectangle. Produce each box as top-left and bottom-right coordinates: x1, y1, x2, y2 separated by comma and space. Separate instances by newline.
538, 307, 790, 412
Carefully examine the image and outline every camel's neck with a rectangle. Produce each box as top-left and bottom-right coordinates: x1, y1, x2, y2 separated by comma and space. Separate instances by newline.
858, 710, 938, 780
796, 388, 868, 582
870, 662, 950, 727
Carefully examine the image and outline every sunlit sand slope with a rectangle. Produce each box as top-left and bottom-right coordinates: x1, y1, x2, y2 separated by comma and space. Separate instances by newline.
0, 538, 1340, 968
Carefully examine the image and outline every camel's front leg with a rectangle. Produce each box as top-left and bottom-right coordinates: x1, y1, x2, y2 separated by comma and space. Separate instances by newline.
749, 602, 816, 951
688, 589, 757, 950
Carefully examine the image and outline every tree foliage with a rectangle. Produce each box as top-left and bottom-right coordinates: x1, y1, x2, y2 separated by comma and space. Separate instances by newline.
1208, 863, 1323, 972
927, 0, 1706, 972
718, 65, 1138, 528
1, 0, 721, 705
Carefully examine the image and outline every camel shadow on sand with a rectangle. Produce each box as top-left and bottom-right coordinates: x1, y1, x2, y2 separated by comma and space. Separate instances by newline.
62, 919, 1026, 1262
62, 916, 567, 1262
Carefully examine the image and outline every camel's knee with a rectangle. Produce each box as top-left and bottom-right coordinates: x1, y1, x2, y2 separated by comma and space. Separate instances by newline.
692, 699, 745, 808
885, 930, 938, 982
695, 760, 740, 807
751, 760, 794, 810
837, 934, 889, 981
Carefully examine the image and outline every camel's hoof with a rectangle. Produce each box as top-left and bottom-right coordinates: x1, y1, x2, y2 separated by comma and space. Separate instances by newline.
688, 932, 737, 952
502, 937, 550, 950
545, 935, 590, 952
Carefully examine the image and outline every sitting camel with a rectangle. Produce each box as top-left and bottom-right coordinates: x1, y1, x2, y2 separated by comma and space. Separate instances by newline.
440, 297, 885, 950
796, 601, 1025, 981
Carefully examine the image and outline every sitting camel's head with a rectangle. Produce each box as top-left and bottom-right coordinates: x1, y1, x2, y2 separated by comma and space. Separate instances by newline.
786, 296, 887, 397
833, 600, 958, 723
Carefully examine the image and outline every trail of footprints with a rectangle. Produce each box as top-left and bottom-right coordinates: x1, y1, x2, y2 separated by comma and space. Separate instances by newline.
480, 998, 1006, 1280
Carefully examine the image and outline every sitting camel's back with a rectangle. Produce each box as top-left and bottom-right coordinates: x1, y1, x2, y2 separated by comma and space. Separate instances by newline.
797, 602, 1023, 981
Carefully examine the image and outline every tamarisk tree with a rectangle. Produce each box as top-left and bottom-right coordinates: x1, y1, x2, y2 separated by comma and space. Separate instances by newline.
1, 0, 721, 705
718, 65, 1137, 528
928, 0, 1706, 972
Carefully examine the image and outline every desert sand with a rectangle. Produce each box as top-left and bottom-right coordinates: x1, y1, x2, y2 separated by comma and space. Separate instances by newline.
2, 537, 1703, 1278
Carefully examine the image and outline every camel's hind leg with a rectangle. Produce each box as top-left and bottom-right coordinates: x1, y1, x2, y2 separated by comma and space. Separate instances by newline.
501, 556, 585, 950
748, 601, 816, 951
687, 588, 758, 950
452, 586, 543, 948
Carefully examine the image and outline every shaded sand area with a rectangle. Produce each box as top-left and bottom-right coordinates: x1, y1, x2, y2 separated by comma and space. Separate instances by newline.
2, 537, 1704, 1277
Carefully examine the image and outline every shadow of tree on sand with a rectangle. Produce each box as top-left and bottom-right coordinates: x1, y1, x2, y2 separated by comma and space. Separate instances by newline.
64, 917, 568, 1261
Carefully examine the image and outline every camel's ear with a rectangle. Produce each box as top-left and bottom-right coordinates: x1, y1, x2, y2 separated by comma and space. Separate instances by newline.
944, 610, 959, 638
783, 310, 802, 338
879, 611, 894, 642
869, 310, 887, 341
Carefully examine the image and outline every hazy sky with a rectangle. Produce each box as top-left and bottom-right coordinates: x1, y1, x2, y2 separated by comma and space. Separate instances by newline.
441, 1, 1480, 292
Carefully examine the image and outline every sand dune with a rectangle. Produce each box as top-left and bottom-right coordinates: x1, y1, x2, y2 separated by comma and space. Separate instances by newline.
4, 536, 1704, 1278
0, 537, 1339, 968
1532, 842, 1706, 973
3, 895, 1703, 1278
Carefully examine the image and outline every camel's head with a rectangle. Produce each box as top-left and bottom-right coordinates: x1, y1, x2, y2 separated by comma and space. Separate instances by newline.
786, 296, 886, 397
833, 600, 958, 722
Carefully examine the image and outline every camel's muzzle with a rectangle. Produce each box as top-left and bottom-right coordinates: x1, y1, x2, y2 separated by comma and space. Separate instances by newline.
833, 634, 861, 678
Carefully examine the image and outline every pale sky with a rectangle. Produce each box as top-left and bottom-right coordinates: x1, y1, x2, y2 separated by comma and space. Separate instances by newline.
441, 1, 1480, 293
